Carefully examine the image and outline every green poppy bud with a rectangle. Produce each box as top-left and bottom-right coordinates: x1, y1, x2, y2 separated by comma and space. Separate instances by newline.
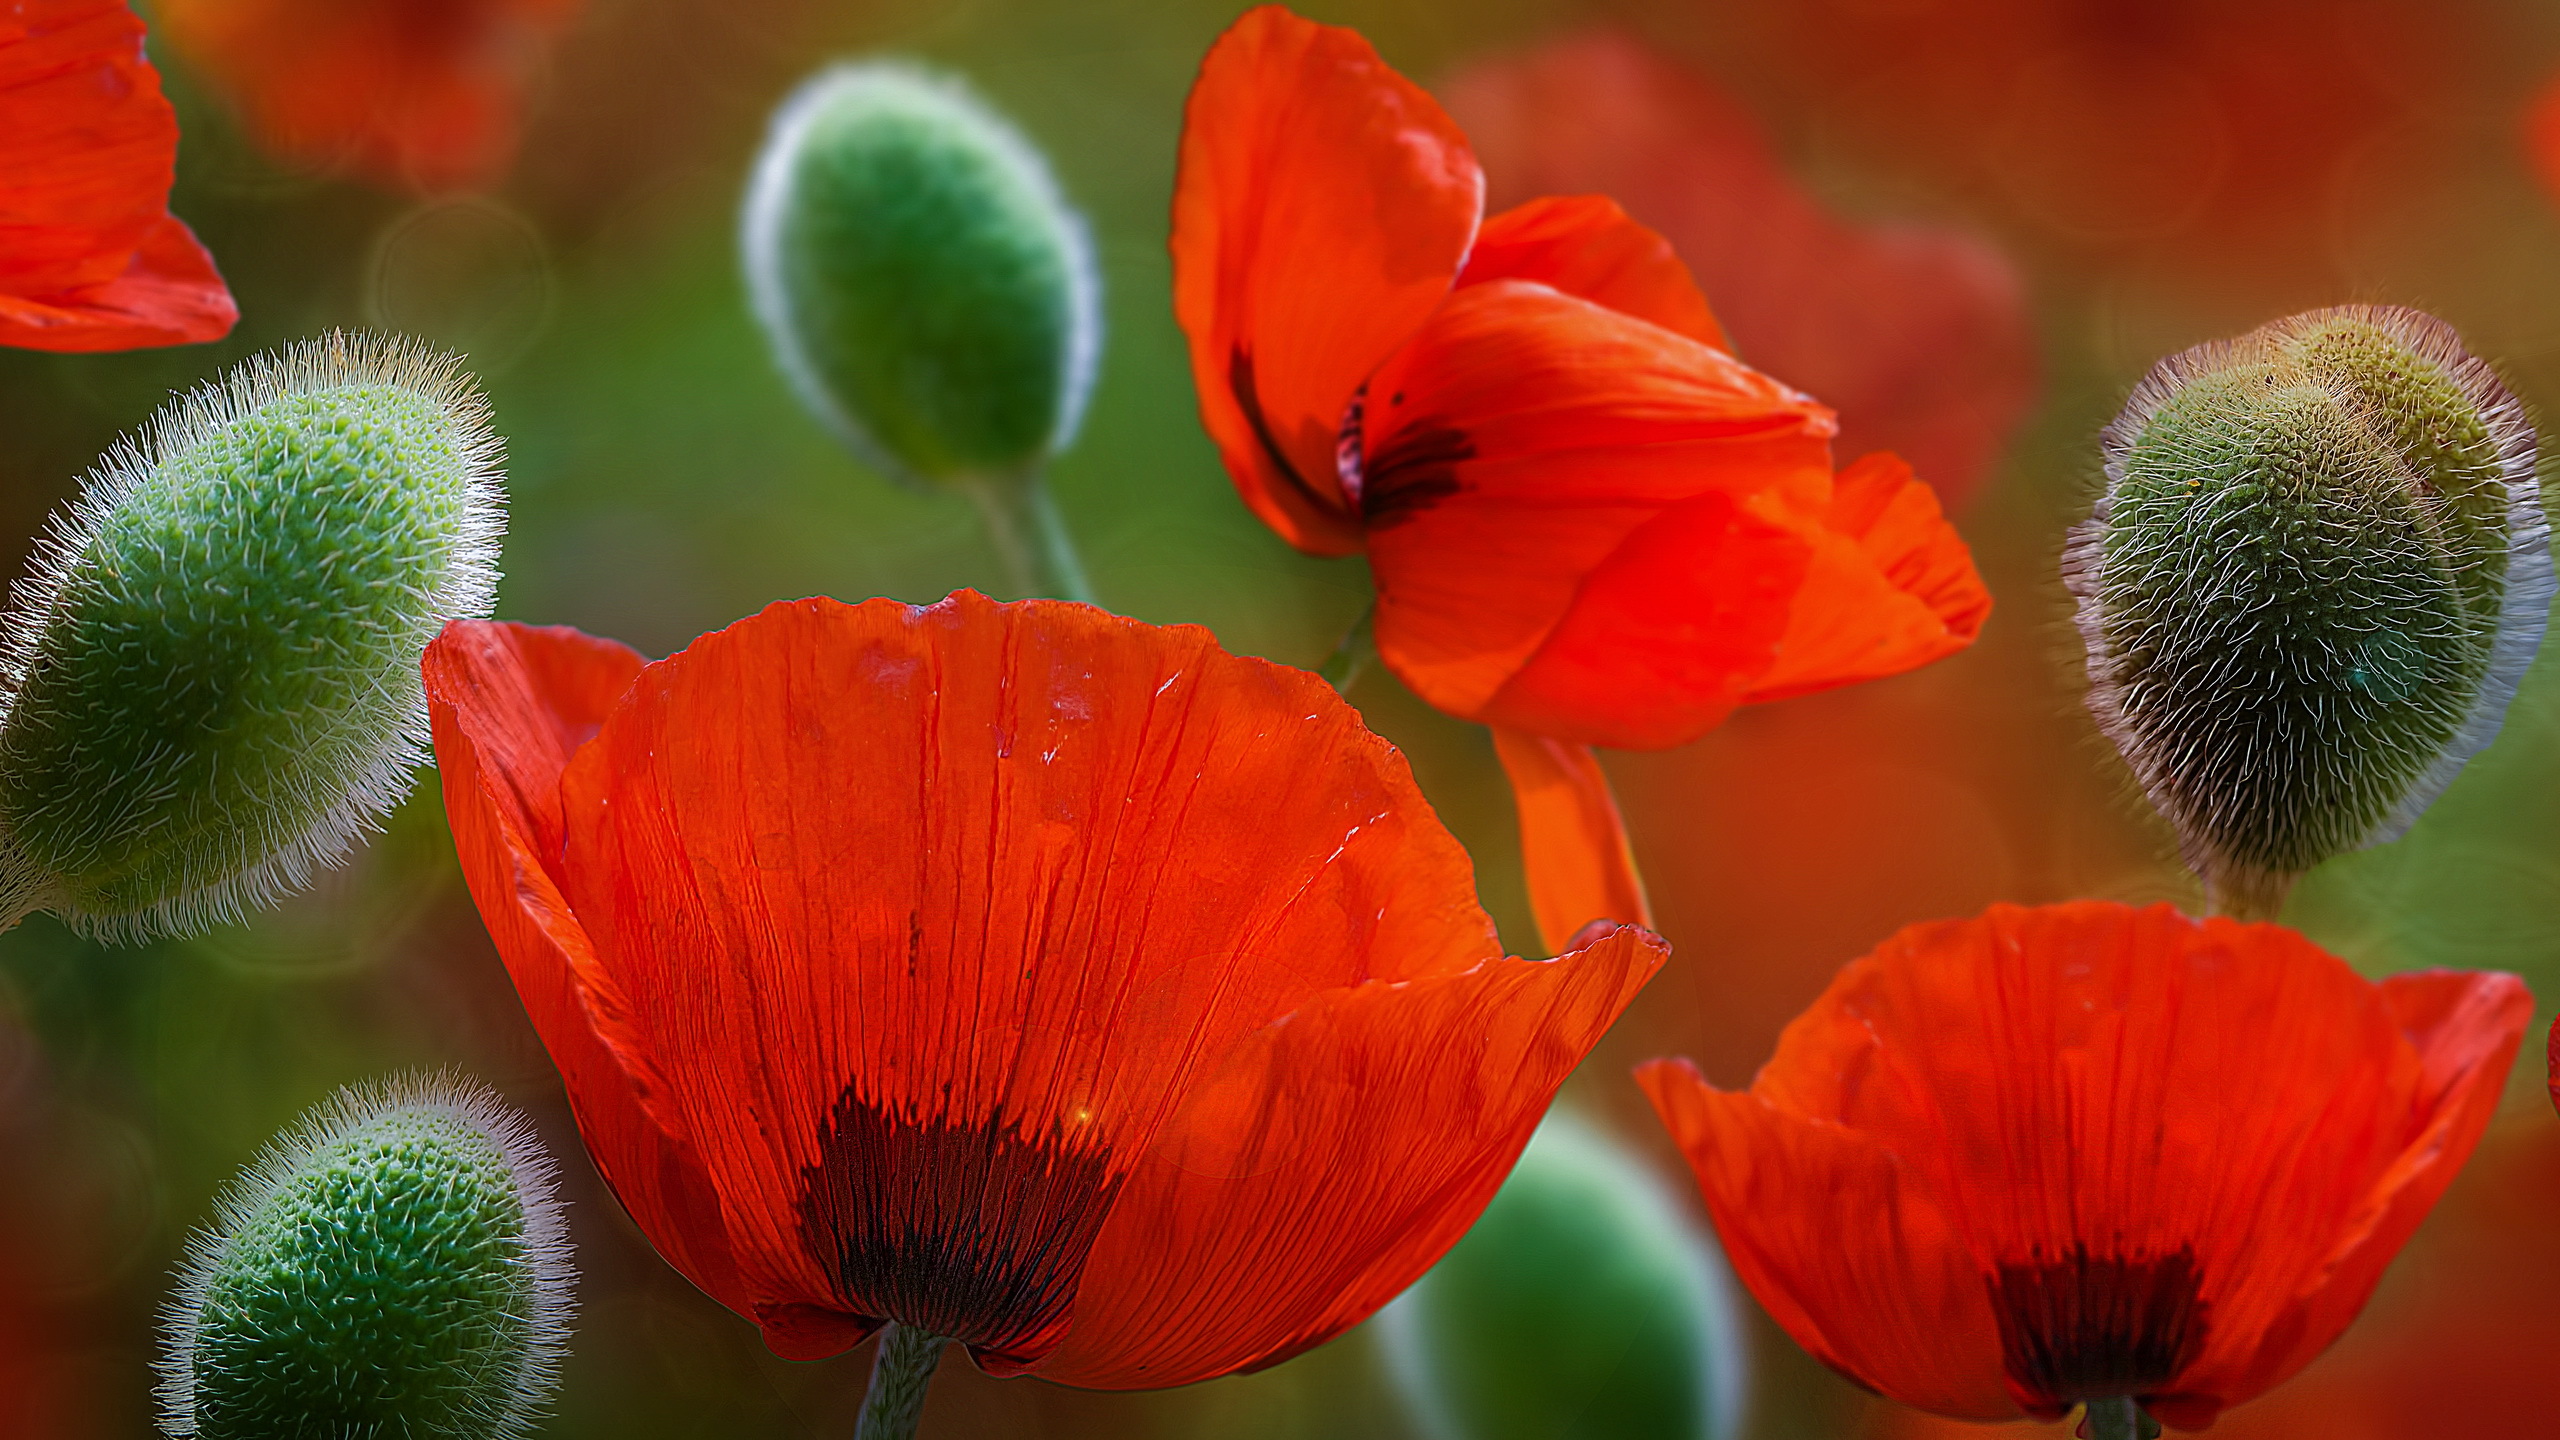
740, 60, 1101, 488
1375, 1111, 1748, 1440
2067, 305, 2553, 917
157, 1073, 575, 1440
0, 332, 505, 940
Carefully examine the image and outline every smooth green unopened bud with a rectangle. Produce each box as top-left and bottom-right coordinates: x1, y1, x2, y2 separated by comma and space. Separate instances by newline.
741, 61, 1101, 487
1375, 1112, 1747, 1440
158, 1073, 574, 1440
0, 333, 505, 940
2068, 305, 2553, 917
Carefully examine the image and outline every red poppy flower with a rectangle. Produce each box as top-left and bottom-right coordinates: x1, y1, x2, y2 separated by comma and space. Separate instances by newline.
1638, 901, 2528, 1433
1172, 6, 1989, 953
155, 0, 581, 193
425, 590, 1663, 1384
2527, 74, 2560, 214
1438, 30, 2037, 512
1863, 1120, 2560, 1439
0, 0, 236, 352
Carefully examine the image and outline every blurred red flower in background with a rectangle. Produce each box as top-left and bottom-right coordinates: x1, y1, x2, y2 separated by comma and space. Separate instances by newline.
425, 591, 1662, 1384
1173, 5, 1988, 953
156, 0, 582, 192
1865, 1120, 2560, 1439
1439, 31, 2039, 512
1640, 901, 2529, 1433
0, 0, 235, 351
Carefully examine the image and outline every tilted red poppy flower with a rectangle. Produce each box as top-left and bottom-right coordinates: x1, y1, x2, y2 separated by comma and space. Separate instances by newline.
155, 0, 580, 192
1638, 901, 2529, 1434
1438, 30, 2037, 513
1172, 6, 1989, 953
0, 0, 236, 352
425, 590, 1663, 1385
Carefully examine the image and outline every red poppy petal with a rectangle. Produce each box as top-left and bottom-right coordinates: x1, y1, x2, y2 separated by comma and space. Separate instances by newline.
2189, 967, 2530, 1417
1038, 924, 1665, 1388
423, 620, 756, 1321
551, 592, 1519, 1367
1742, 451, 1991, 705
1723, 902, 2527, 1420
1637, 1058, 2020, 1420
1490, 730, 1652, 955
1459, 194, 1727, 350
1172, 4, 1483, 556
0, 0, 236, 351
1359, 280, 1833, 745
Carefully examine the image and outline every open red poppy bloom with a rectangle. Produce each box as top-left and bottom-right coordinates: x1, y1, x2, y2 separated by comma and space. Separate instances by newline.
1638, 901, 2528, 1433
1172, 6, 1988, 952
155, 0, 580, 192
0, 0, 236, 352
1438, 30, 2037, 513
426, 591, 1663, 1384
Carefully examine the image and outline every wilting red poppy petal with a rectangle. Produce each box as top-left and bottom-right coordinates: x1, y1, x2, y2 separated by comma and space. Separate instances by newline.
0, 0, 236, 351
425, 620, 754, 1321
432, 592, 1663, 1379
1037, 923, 1661, 1387
1488, 728, 1651, 955
1641, 902, 2529, 1428
1440, 31, 2036, 510
155, 0, 580, 193
1458, 194, 1727, 351
1172, 4, 1483, 556
1357, 279, 1834, 746
1744, 452, 1991, 705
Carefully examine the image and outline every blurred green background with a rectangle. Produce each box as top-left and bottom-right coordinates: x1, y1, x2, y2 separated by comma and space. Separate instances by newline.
9, 0, 2560, 1435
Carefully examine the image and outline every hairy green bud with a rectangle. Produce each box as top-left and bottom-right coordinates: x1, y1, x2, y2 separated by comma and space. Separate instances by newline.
0, 333, 505, 940
1376, 1112, 1747, 1440
158, 1073, 575, 1440
741, 61, 1101, 487
2067, 305, 2552, 917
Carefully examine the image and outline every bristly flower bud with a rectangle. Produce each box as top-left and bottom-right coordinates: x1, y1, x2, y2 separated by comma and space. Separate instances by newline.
2067, 305, 2554, 917
740, 61, 1102, 488
1375, 1111, 1748, 1440
0, 332, 506, 940
157, 1073, 575, 1440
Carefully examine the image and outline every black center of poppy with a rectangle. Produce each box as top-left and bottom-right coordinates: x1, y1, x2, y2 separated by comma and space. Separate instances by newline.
1987, 1243, 2209, 1408
796, 1084, 1123, 1356
1359, 416, 1473, 528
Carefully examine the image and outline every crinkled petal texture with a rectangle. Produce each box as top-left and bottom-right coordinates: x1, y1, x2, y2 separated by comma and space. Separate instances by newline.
156, 0, 581, 193
0, 0, 236, 351
1357, 280, 1986, 750
427, 592, 1663, 1385
1639, 901, 2528, 1431
1172, 3, 1482, 555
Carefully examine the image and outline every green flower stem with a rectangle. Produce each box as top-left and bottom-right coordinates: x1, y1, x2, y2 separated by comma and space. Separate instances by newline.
1319, 603, 1377, 694
963, 469, 1095, 605
2080, 1398, 2159, 1440
854, 1323, 947, 1440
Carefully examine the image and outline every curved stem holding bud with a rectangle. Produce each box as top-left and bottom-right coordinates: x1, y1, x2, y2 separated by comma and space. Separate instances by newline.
1319, 603, 1376, 694
2078, 1397, 2160, 1440
854, 1323, 947, 1440
963, 469, 1096, 606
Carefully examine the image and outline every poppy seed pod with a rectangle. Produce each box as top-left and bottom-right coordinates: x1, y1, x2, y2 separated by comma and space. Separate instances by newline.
1376, 1110, 1748, 1440
0, 332, 505, 940
2066, 305, 2553, 917
157, 1073, 575, 1440
741, 61, 1101, 487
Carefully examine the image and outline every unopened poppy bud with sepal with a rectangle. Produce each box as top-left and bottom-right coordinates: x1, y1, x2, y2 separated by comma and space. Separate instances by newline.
2066, 305, 2553, 917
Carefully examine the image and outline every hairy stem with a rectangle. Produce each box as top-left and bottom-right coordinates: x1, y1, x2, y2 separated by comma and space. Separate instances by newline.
853, 1323, 947, 1440
2079, 1397, 2159, 1440
1319, 603, 1377, 693
964, 469, 1095, 605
